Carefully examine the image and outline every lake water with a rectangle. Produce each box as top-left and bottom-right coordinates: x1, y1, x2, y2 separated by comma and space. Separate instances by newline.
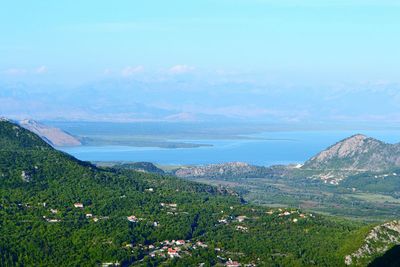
60, 130, 400, 166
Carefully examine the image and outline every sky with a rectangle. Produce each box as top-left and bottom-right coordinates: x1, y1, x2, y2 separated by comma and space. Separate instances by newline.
1, 1, 400, 124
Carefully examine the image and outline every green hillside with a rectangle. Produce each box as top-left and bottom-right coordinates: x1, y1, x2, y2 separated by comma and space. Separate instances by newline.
0, 120, 384, 266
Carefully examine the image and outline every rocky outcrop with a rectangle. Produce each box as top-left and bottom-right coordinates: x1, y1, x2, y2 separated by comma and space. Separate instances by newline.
345, 220, 400, 265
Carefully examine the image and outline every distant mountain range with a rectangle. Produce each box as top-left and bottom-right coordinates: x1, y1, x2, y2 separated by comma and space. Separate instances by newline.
303, 134, 400, 171
18, 119, 81, 147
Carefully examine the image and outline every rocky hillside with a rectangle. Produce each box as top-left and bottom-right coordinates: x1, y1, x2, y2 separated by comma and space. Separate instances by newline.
345, 221, 400, 266
303, 134, 400, 171
174, 162, 288, 179
18, 119, 81, 147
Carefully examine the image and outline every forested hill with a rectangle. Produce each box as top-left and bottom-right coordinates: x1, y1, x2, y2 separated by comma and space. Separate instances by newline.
0, 118, 52, 150
0, 120, 387, 266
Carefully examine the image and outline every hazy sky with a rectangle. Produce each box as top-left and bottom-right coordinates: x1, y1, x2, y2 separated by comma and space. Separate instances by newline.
1, 1, 400, 123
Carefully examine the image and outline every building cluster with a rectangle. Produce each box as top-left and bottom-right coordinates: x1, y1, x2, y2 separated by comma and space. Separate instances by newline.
42, 202, 114, 223
266, 208, 314, 223
218, 215, 249, 225
128, 239, 209, 259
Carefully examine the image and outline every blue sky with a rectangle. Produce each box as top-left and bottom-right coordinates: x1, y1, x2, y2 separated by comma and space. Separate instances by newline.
1, 1, 400, 123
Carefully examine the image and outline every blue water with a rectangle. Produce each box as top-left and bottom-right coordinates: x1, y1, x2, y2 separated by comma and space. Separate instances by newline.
60, 130, 400, 166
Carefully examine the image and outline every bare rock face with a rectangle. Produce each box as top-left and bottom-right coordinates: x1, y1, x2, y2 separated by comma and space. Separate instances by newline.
303, 134, 400, 171
18, 119, 81, 147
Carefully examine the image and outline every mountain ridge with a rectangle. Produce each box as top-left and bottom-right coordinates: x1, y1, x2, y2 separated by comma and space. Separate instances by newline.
303, 134, 400, 171
18, 119, 81, 147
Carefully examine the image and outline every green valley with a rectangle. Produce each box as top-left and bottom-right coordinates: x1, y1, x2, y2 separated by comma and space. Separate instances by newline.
0, 120, 386, 266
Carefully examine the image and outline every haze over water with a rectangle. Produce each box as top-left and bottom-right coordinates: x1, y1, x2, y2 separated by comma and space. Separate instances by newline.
61, 130, 400, 166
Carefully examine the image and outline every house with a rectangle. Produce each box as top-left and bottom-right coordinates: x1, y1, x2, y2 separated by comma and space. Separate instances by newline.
175, 240, 185, 245
127, 215, 138, 222
196, 241, 208, 248
145, 188, 154, 192
74, 203, 84, 208
47, 219, 61, 223
86, 213, 93, 218
226, 259, 241, 267
167, 248, 179, 258
236, 216, 247, 222
236, 225, 248, 232
50, 209, 58, 214
148, 244, 155, 249
101, 262, 120, 267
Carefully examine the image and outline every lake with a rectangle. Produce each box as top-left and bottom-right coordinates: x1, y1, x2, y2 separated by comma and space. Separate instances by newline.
60, 130, 400, 166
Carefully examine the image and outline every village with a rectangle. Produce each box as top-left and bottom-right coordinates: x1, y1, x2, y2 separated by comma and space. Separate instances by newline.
11, 197, 315, 267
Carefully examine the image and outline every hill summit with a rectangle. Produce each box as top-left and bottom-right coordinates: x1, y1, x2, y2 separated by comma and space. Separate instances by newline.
303, 134, 400, 171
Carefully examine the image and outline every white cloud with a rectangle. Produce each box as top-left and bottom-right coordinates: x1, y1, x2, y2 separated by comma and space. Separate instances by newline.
168, 65, 194, 74
3, 66, 48, 76
35, 65, 48, 74
4, 68, 27, 75
121, 66, 144, 76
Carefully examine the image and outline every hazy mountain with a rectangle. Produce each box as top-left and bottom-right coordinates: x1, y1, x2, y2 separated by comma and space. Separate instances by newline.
303, 134, 400, 171
18, 119, 81, 147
